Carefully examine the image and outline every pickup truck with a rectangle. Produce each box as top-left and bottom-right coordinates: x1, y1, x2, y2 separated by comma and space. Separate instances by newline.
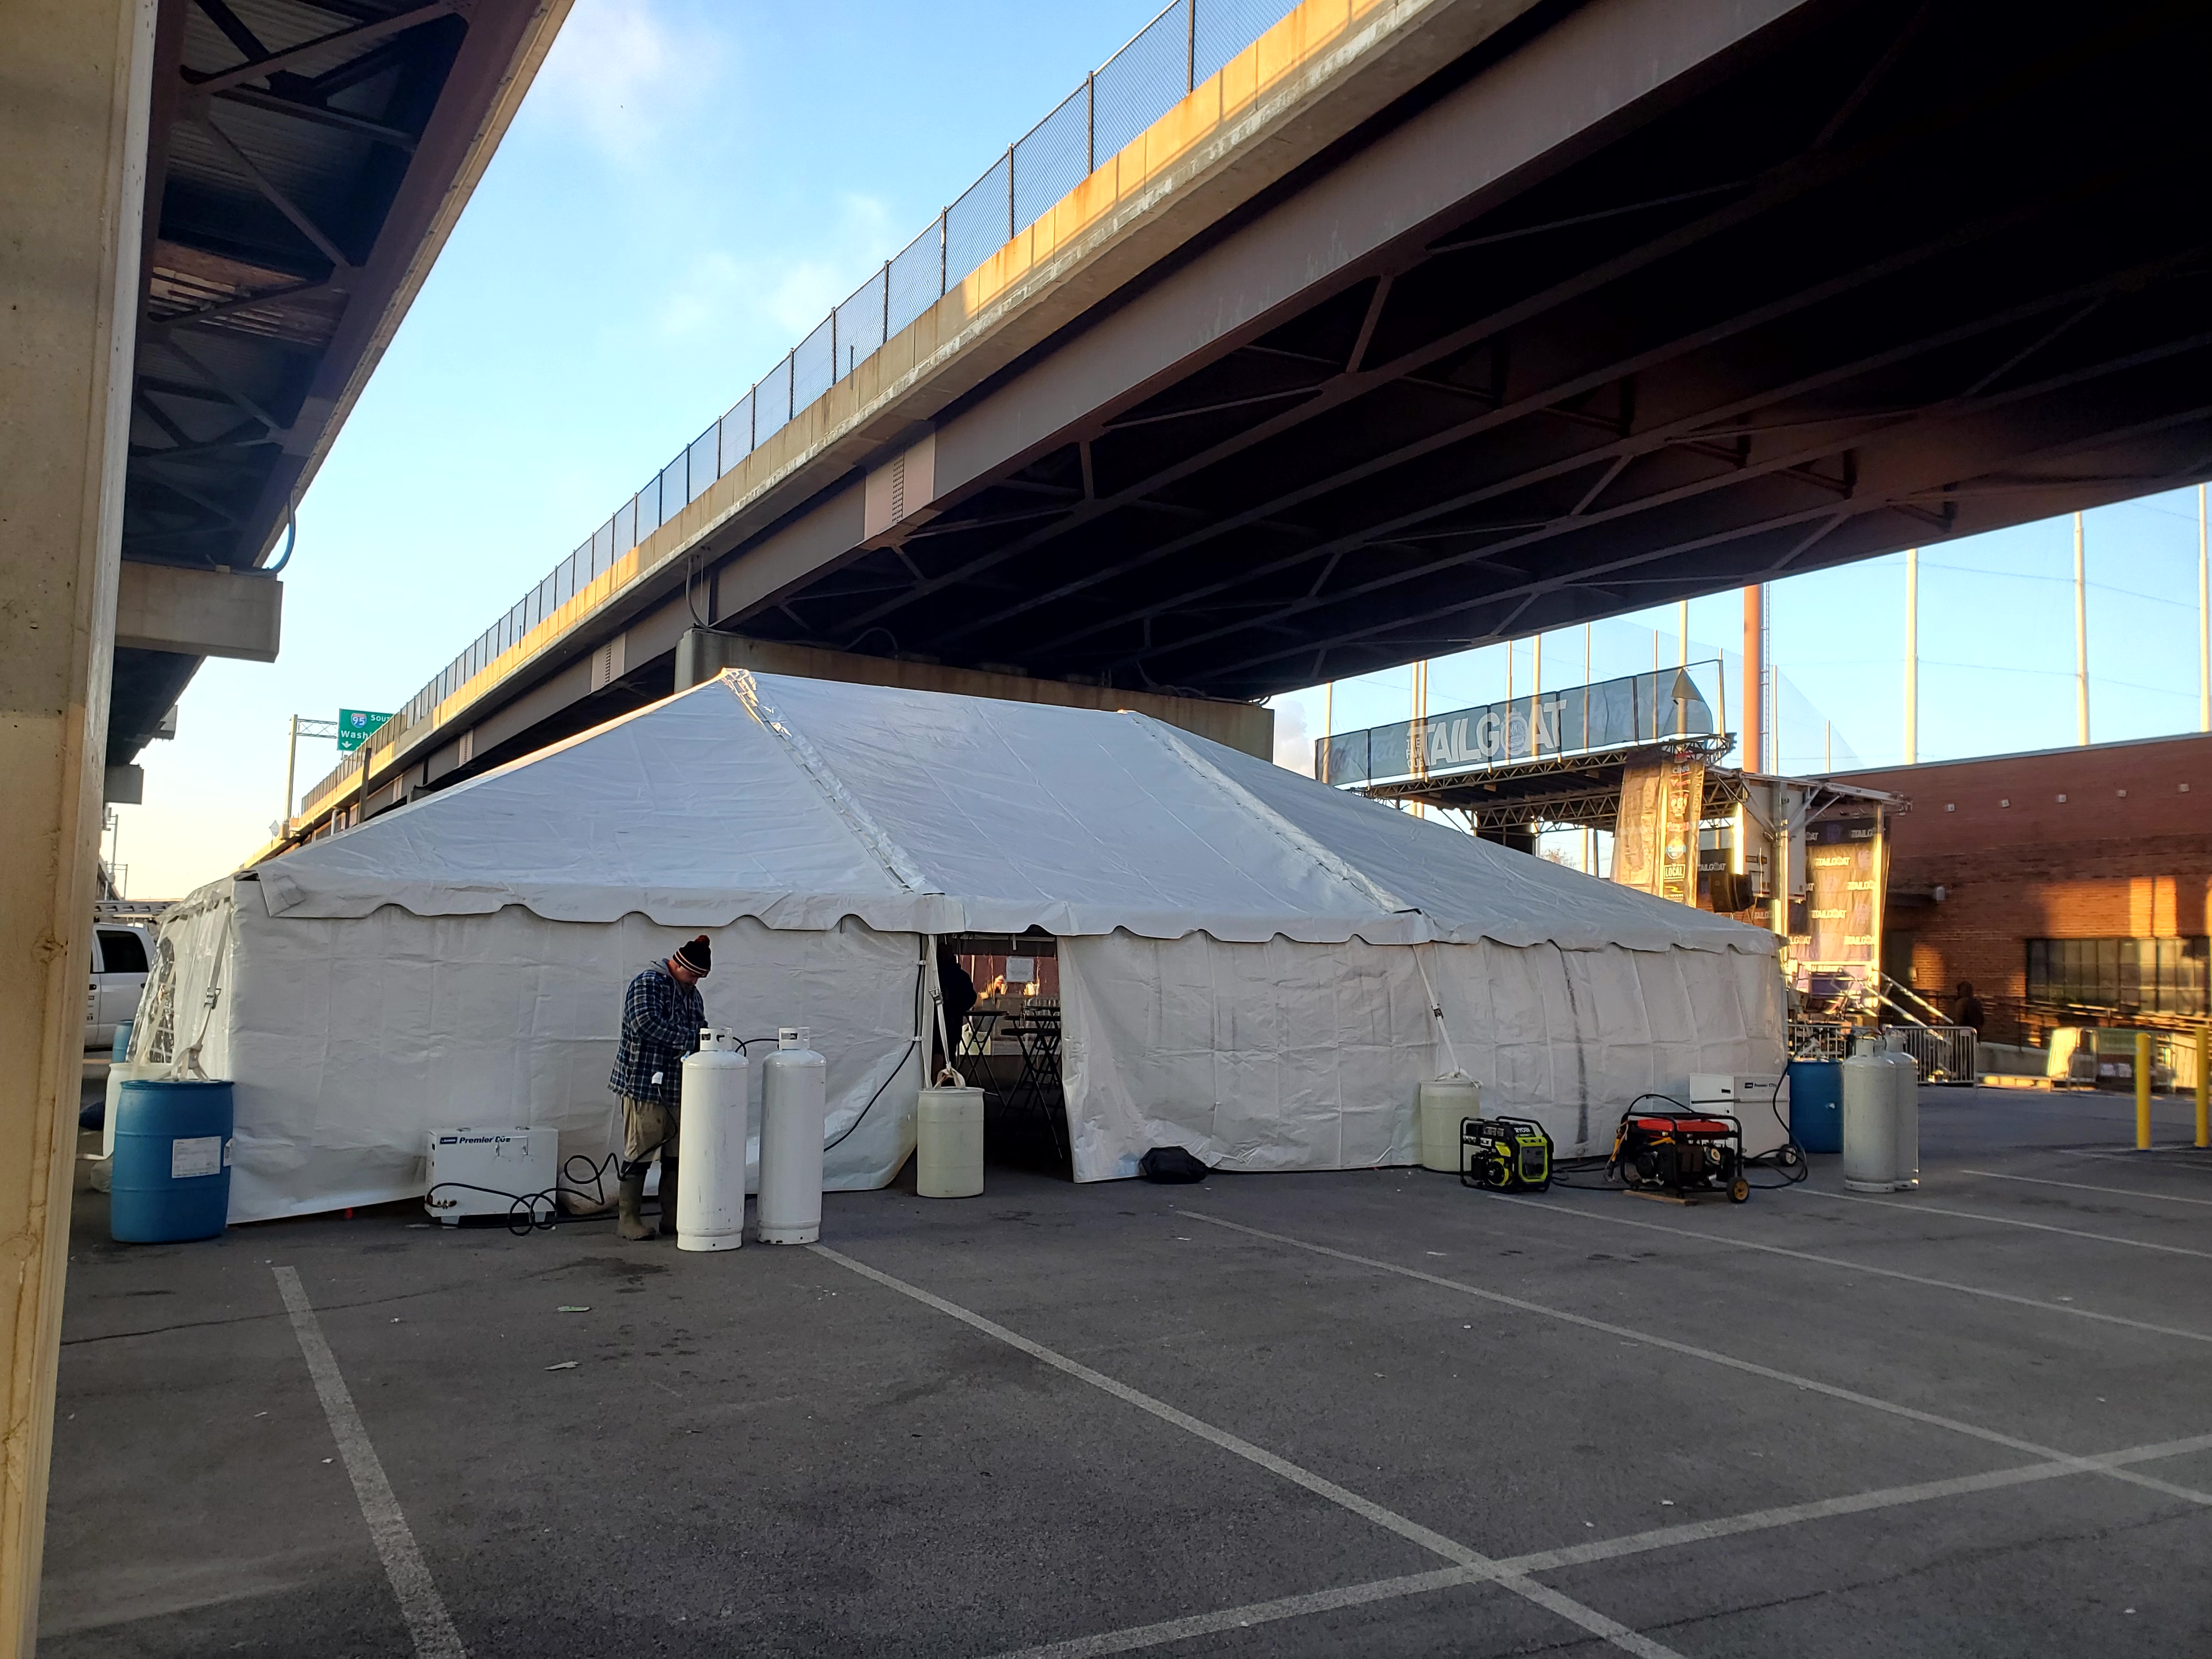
85, 922, 153, 1054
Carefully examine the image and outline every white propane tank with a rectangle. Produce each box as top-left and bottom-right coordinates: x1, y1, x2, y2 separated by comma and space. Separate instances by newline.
758, 1027, 826, 1244
1886, 1048, 1921, 1191
1418, 1077, 1481, 1172
1839, 1053, 1891, 1189
1842, 1049, 1920, 1192
677, 1028, 748, 1252
917, 1085, 984, 1199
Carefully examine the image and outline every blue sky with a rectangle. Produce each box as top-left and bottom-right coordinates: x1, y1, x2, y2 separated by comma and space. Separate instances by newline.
1268, 489, 2211, 785
115, 0, 2212, 899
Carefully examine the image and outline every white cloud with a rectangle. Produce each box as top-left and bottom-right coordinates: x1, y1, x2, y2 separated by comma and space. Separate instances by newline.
657, 249, 741, 338
656, 193, 897, 342
533, 0, 714, 162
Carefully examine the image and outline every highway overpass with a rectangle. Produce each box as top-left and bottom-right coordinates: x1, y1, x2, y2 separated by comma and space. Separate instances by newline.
293, 0, 2212, 836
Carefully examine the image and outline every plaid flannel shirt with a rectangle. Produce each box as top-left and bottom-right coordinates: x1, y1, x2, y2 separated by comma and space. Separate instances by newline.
608, 963, 704, 1107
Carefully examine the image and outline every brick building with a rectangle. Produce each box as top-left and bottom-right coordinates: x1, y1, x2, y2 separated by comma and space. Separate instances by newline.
1829, 732, 2212, 1043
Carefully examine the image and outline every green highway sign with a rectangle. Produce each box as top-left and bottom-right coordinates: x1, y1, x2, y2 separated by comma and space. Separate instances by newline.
336, 709, 392, 752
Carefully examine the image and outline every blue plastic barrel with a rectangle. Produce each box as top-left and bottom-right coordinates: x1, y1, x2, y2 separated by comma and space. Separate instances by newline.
110, 1018, 134, 1062
111, 1079, 232, 1243
1786, 1060, 1843, 1154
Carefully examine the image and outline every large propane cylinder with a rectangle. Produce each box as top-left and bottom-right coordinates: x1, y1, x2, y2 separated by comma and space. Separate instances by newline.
758, 1027, 826, 1244
1884, 1048, 1921, 1191
677, 1028, 748, 1252
917, 1085, 984, 1199
1418, 1077, 1481, 1172
1842, 1048, 1920, 1192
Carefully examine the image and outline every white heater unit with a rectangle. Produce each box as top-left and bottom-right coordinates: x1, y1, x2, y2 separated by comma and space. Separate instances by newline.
425, 1127, 557, 1224
1686, 1074, 1791, 1158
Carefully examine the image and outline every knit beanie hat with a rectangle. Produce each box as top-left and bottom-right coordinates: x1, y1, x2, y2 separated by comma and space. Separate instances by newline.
674, 934, 712, 976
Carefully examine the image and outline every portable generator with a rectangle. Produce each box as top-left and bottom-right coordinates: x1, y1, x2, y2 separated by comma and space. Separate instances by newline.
1609, 1107, 1750, 1204
1460, 1116, 1553, 1192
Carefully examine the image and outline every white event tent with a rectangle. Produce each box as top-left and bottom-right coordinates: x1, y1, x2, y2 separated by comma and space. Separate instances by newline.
136, 670, 1784, 1222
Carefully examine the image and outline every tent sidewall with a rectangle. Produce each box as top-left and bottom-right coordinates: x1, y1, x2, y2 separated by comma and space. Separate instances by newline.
188, 893, 927, 1224
1061, 930, 1784, 1179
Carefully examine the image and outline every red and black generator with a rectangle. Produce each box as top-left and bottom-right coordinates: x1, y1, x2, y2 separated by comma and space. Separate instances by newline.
1609, 1105, 1750, 1204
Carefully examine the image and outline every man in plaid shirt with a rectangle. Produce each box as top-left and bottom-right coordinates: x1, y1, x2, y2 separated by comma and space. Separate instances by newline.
610, 934, 712, 1240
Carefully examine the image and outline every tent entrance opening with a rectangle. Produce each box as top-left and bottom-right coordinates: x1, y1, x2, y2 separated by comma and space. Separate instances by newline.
947, 933, 1065, 1173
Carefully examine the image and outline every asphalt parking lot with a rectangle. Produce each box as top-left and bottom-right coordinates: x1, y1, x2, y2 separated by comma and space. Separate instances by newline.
42, 1082, 2212, 1657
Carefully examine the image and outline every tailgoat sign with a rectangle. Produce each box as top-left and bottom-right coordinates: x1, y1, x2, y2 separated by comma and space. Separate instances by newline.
1317, 664, 1718, 787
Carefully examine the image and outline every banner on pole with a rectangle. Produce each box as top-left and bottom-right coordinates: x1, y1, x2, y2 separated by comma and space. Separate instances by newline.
1803, 814, 1883, 964
1613, 749, 1705, 905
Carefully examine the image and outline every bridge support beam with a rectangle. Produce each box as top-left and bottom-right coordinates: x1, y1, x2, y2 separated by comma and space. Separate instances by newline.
0, 1, 155, 1651
674, 630, 1274, 759
114, 561, 283, 661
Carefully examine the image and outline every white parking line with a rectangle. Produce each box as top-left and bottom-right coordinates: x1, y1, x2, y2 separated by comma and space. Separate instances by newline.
1181, 1212, 2212, 1511
811, 1244, 1685, 1659
274, 1267, 466, 1659
973, 1424, 2212, 1657
1829, 1192, 2212, 1259
982, 1566, 1488, 1659
1485, 1192, 2212, 1345
1506, 1428, 2212, 1572
1961, 1169, 2212, 1209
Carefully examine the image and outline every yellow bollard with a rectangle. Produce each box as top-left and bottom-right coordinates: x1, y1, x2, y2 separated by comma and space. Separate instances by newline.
2135, 1031, 2152, 1151
2197, 1025, 2209, 1150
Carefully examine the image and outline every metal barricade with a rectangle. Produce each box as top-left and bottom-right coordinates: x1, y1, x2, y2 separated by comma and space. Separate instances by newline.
1882, 1024, 1979, 1084
1788, 1020, 1850, 1062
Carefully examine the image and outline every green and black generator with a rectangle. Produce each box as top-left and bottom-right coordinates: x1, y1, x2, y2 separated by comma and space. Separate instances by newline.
1459, 1116, 1553, 1192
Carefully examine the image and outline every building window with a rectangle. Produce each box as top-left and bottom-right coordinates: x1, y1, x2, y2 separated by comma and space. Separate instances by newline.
2025, 937, 2210, 1017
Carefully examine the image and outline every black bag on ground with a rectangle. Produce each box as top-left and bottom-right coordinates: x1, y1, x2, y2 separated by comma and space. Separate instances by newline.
1138, 1146, 1210, 1184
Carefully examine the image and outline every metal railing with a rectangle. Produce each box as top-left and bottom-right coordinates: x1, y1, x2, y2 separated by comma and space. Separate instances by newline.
1882, 1024, 1980, 1084
302, 0, 1302, 820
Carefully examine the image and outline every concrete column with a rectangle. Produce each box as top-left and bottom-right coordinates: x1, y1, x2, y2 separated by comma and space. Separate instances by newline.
0, 2, 155, 1652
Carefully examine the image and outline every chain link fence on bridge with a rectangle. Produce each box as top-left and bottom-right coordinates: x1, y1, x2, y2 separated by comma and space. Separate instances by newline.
323, 1, 1303, 816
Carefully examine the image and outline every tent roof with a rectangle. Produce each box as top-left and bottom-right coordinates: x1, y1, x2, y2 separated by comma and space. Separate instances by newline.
251, 672, 1774, 955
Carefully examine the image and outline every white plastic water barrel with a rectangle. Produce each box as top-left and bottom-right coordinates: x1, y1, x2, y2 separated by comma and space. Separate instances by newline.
104, 1060, 164, 1158
677, 1029, 747, 1252
917, 1086, 984, 1199
1418, 1078, 1481, 1172
758, 1028, 826, 1244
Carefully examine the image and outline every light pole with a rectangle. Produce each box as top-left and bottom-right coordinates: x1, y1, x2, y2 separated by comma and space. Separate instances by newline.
1904, 547, 1918, 765
2074, 512, 2090, 747
2198, 483, 2208, 734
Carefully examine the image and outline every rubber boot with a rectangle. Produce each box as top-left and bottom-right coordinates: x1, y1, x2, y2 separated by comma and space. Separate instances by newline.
616, 1166, 652, 1241
657, 1158, 680, 1236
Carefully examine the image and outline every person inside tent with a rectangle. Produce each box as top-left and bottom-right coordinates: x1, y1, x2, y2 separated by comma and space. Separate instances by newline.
935, 943, 977, 1075
609, 934, 712, 1242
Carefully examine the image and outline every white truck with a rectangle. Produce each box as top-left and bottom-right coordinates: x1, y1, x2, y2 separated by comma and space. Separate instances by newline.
85, 921, 154, 1054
